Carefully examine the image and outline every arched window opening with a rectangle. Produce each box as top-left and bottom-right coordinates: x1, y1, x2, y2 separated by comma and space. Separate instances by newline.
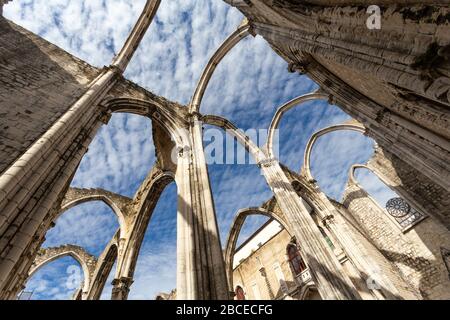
70, 113, 156, 197
354, 167, 426, 231
287, 243, 307, 276
22, 256, 83, 300
45, 201, 119, 256
235, 285, 246, 300
128, 183, 177, 300
310, 131, 374, 200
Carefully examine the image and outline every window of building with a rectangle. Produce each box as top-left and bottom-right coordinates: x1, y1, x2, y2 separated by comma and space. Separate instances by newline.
235, 286, 246, 300
385, 197, 426, 231
287, 243, 307, 276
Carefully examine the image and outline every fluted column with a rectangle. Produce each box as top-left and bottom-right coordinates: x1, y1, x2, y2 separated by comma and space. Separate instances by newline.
176, 115, 228, 300
260, 159, 360, 300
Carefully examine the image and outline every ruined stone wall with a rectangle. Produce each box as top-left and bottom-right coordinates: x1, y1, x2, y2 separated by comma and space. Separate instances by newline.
368, 147, 450, 230
342, 182, 450, 299
233, 228, 305, 300
0, 18, 99, 174
333, 201, 421, 299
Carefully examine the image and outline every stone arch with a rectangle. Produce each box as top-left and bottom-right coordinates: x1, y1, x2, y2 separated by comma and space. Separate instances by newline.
202, 114, 264, 162
107, 168, 176, 300
204, 109, 359, 300
28, 245, 97, 296
59, 188, 130, 237
103, 97, 190, 152
266, 91, 330, 158
55, 96, 184, 239
123, 169, 175, 279
224, 207, 292, 292
302, 123, 368, 182
348, 162, 424, 211
348, 164, 372, 186
87, 230, 120, 300
347, 163, 411, 210
347, 163, 428, 229
189, 20, 252, 113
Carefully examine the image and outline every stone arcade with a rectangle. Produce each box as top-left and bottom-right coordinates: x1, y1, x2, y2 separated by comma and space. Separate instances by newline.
0, 0, 449, 300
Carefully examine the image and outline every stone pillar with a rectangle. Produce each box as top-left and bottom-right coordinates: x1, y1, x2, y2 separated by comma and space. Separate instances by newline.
258, 266, 275, 300
309, 185, 406, 299
176, 116, 228, 300
260, 159, 360, 300
0, 66, 115, 298
111, 277, 133, 300
0, 1, 161, 299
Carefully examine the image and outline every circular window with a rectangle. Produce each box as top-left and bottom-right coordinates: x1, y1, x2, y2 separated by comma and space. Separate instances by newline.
386, 197, 410, 218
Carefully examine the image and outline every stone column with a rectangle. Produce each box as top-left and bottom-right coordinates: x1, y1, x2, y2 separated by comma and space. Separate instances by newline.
176, 116, 228, 300
258, 266, 275, 300
111, 277, 133, 300
0, 1, 161, 298
260, 159, 361, 300
0, 67, 115, 298
309, 185, 404, 299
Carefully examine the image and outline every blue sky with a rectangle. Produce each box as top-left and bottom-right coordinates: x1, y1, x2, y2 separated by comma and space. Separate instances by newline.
5, 0, 396, 300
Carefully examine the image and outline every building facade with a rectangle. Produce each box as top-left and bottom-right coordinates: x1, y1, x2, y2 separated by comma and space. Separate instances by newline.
231, 220, 321, 300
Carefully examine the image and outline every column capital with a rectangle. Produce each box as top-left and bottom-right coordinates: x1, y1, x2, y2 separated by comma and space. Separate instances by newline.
111, 277, 134, 300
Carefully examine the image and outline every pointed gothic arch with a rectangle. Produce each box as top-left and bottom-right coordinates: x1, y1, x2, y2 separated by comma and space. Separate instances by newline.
189, 20, 253, 113
86, 230, 120, 300
266, 91, 330, 159
301, 123, 368, 182
28, 245, 97, 297
59, 189, 129, 238
224, 207, 292, 292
